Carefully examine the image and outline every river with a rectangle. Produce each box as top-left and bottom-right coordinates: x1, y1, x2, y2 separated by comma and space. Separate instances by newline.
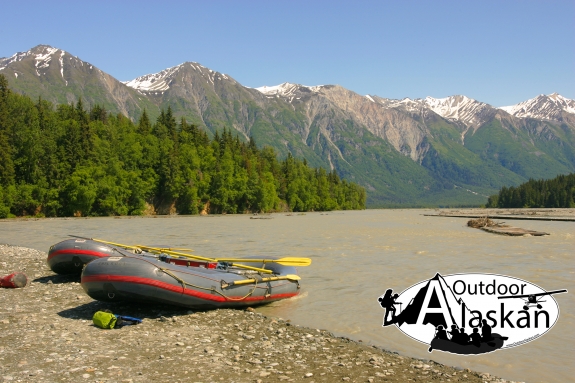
1, 209, 573, 383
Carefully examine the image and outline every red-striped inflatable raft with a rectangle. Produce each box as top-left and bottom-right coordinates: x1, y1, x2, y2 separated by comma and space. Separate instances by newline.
47, 239, 117, 275
81, 254, 301, 309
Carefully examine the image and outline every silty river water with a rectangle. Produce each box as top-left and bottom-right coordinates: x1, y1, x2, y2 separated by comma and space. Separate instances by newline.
1, 209, 573, 382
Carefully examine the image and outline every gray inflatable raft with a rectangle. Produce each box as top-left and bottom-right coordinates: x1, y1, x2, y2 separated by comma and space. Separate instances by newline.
47, 239, 118, 275
47, 238, 210, 275
81, 254, 300, 309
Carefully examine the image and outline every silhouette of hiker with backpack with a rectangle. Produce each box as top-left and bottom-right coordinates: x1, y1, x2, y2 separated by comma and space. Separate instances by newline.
379, 289, 400, 326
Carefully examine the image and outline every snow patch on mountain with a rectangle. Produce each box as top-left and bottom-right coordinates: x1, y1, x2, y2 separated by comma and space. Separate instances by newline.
0, 45, 71, 82
123, 64, 184, 92
123, 62, 231, 92
34, 47, 59, 70
499, 93, 575, 120
423, 95, 492, 126
377, 97, 425, 113
0, 49, 34, 70
255, 82, 323, 97
372, 95, 493, 128
59, 51, 65, 81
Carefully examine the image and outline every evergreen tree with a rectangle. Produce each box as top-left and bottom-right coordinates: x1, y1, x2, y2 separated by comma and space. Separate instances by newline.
137, 109, 152, 135
487, 174, 575, 208
0, 75, 15, 187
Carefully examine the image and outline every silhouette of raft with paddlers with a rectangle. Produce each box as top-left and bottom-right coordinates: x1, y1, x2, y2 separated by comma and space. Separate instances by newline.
428, 331, 507, 354
428, 322, 508, 354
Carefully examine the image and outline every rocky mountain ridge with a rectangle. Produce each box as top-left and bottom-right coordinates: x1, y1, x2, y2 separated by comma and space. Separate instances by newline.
499, 93, 575, 122
0, 45, 156, 117
2, 45, 574, 206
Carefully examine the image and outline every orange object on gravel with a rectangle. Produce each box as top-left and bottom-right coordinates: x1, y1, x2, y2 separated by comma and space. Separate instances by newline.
0, 272, 28, 288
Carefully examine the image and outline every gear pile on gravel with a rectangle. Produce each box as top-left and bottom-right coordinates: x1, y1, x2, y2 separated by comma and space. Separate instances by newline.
0, 244, 522, 383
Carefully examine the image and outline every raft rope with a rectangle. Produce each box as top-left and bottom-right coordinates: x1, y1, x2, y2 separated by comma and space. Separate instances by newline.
113, 248, 270, 301
158, 267, 261, 301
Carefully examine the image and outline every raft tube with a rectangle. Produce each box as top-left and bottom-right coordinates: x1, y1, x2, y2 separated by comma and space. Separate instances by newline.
81, 254, 300, 309
47, 239, 119, 275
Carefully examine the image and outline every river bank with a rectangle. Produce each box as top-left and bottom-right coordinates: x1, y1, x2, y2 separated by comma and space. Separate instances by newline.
433, 208, 575, 220
0, 244, 521, 383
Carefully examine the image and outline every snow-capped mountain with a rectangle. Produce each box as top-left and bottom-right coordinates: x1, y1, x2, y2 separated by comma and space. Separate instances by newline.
368, 94, 498, 128
123, 64, 185, 93
0, 45, 98, 85
499, 93, 575, 122
255, 85, 500, 129
421, 95, 497, 128
123, 62, 235, 95
255, 82, 325, 100
256, 81, 575, 129
0, 45, 63, 70
0, 45, 155, 117
3, 45, 575, 207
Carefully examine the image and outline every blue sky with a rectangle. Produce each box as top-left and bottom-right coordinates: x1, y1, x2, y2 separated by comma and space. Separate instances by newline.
0, 0, 573, 106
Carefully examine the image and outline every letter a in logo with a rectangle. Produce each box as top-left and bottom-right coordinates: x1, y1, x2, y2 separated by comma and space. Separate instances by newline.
416, 280, 454, 327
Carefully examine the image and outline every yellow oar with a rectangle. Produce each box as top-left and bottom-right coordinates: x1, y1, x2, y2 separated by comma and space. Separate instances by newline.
136, 246, 311, 269
136, 245, 275, 274
68, 236, 194, 252
69, 236, 305, 275
221, 274, 301, 289
150, 247, 195, 252
212, 257, 311, 267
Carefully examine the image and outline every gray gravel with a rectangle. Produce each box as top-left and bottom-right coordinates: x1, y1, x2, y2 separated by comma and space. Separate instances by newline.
0, 244, 523, 383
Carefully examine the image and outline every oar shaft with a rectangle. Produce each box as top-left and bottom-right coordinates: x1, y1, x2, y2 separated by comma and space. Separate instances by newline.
138, 246, 274, 274
227, 263, 273, 274
234, 277, 282, 286
216, 257, 311, 266
138, 246, 214, 262
70, 236, 309, 268
224, 275, 300, 288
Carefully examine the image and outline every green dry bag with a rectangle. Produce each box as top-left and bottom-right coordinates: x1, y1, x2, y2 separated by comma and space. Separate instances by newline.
92, 311, 117, 329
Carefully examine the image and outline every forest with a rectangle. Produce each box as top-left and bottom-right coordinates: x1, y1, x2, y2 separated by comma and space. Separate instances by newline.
486, 173, 575, 208
0, 74, 365, 218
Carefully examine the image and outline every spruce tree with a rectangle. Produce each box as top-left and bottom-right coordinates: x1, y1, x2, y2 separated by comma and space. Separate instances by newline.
0, 74, 15, 186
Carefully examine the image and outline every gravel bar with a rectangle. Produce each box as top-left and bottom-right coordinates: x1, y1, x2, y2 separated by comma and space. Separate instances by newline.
0, 244, 523, 383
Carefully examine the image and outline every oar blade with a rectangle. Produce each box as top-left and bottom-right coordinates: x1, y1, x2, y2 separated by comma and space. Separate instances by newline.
215, 257, 312, 267
275, 257, 311, 267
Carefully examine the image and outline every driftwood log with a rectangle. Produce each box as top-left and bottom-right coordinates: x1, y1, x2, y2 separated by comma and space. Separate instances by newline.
467, 217, 549, 236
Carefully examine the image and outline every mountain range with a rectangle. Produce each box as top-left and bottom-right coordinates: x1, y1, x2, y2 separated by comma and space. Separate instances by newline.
2, 45, 574, 207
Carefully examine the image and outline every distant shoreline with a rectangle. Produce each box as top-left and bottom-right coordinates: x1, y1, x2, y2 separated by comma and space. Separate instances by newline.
430, 207, 575, 221
1, 207, 574, 222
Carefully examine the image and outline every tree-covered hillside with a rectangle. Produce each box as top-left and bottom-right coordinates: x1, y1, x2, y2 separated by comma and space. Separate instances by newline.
486, 173, 575, 208
0, 75, 365, 218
